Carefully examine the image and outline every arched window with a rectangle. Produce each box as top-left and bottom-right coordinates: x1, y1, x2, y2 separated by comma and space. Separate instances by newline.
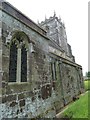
9, 41, 17, 82
9, 31, 30, 82
21, 44, 27, 82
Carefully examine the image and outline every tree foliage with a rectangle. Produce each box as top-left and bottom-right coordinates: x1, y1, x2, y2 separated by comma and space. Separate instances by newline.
86, 71, 90, 78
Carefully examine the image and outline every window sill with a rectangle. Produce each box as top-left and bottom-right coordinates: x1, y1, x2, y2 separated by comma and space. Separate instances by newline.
8, 82, 32, 93
8, 82, 29, 85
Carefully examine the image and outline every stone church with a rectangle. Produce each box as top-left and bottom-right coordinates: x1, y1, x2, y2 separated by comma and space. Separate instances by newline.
0, 0, 85, 118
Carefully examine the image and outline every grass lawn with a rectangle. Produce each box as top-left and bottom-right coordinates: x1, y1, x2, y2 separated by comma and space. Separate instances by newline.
61, 91, 89, 118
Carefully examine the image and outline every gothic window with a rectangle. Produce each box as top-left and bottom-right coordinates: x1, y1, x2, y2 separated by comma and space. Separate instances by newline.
51, 61, 57, 81
53, 62, 57, 80
51, 62, 54, 80
21, 45, 27, 82
9, 41, 17, 82
9, 31, 30, 83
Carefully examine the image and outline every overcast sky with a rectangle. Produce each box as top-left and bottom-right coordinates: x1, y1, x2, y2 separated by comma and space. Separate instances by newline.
6, 0, 88, 75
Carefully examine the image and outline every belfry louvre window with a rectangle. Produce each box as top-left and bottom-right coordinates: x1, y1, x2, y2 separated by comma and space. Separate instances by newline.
9, 31, 29, 82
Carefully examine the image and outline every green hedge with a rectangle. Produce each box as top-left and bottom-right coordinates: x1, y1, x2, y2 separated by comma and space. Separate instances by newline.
84, 80, 90, 91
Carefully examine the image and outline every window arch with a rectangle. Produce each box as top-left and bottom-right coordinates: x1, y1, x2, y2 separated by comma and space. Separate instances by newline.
9, 31, 30, 82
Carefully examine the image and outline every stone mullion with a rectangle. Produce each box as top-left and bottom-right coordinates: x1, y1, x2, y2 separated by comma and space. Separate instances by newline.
27, 51, 29, 82
52, 62, 55, 80
16, 48, 21, 83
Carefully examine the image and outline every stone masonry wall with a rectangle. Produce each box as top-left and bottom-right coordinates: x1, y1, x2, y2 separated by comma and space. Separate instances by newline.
0, 2, 85, 119
0, 9, 57, 118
